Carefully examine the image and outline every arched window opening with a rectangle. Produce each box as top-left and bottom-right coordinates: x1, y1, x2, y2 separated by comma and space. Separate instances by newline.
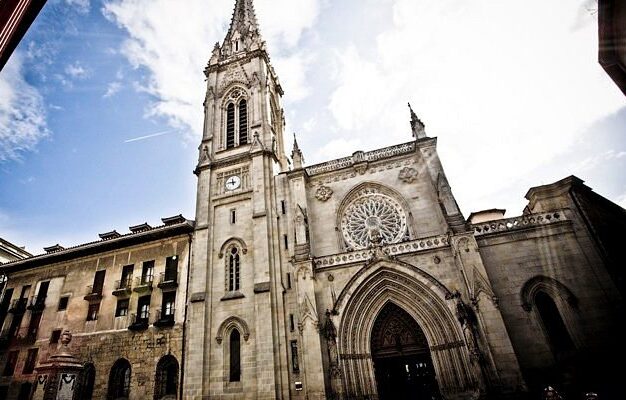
226, 103, 236, 149
229, 329, 241, 382
535, 291, 574, 356
108, 359, 131, 400
17, 382, 32, 400
239, 99, 248, 145
228, 247, 240, 292
155, 355, 179, 400
82, 363, 96, 400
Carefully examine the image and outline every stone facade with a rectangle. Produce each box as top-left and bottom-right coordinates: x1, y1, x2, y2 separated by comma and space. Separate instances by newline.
0, 218, 192, 399
0, 1, 624, 399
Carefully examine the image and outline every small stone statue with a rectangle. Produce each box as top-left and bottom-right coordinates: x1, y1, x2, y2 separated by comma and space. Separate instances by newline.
541, 386, 563, 400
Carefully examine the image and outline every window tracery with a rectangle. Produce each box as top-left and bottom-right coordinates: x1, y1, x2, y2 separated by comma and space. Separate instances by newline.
341, 189, 407, 250
223, 88, 249, 149
227, 246, 241, 292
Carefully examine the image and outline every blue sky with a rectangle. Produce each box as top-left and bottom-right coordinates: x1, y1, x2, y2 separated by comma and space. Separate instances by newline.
1, 0, 624, 254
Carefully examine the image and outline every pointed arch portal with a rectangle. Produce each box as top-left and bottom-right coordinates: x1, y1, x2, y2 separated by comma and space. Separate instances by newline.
335, 262, 481, 399
371, 303, 441, 399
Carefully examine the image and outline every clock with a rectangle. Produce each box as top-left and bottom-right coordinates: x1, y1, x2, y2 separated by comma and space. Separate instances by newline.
225, 175, 241, 191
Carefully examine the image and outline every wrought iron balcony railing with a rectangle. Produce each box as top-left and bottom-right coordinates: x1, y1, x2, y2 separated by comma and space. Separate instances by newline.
83, 285, 103, 302
153, 308, 175, 328
133, 276, 153, 293
27, 295, 46, 312
112, 278, 133, 297
8, 298, 27, 314
128, 312, 150, 331
157, 272, 178, 291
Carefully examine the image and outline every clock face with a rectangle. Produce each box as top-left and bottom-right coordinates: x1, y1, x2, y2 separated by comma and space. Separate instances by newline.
225, 175, 241, 191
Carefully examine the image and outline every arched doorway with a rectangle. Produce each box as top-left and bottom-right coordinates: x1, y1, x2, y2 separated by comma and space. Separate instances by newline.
371, 303, 440, 400
155, 355, 179, 399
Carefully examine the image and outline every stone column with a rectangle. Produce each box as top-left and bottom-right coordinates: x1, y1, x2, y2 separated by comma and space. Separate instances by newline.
33, 330, 84, 400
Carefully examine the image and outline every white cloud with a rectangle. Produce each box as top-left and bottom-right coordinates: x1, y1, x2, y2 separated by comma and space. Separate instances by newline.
103, 81, 122, 98
0, 53, 49, 162
66, 0, 91, 14
326, 0, 624, 215
65, 61, 88, 79
102, 0, 321, 139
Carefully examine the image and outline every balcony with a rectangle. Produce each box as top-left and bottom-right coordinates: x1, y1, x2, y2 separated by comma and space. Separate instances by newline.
83, 286, 103, 302
157, 272, 178, 291
14, 327, 37, 345
8, 298, 27, 314
26, 295, 46, 313
153, 308, 175, 328
128, 312, 150, 331
112, 278, 133, 297
133, 276, 153, 294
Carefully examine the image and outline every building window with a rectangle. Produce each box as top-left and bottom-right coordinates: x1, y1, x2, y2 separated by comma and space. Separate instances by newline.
141, 261, 154, 285
120, 264, 134, 289
239, 99, 248, 144
58, 296, 69, 311
289, 314, 295, 332
107, 358, 131, 400
164, 256, 178, 282
155, 355, 179, 398
23, 348, 38, 374
225, 95, 249, 149
50, 329, 62, 344
17, 382, 32, 400
286, 273, 291, 290
137, 296, 150, 321
82, 363, 96, 400
86, 303, 100, 321
228, 247, 241, 292
281, 200, 286, 215
229, 329, 241, 382
226, 103, 236, 148
230, 209, 237, 224
162, 292, 175, 319
535, 291, 575, 356
3, 350, 18, 376
91, 270, 106, 295
291, 340, 300, 373
115, 299, 129, 317
283, 234, 288, 250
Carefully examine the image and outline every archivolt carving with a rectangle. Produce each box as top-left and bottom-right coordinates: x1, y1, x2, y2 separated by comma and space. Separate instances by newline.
218, 237, 248, 259
335, 264, 481, 398
216, 316, 250, 344
520, 275, 578, 312
333, 259, 452, 314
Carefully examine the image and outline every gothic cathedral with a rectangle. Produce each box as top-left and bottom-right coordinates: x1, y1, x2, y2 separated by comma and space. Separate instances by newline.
183, 1, 624, 399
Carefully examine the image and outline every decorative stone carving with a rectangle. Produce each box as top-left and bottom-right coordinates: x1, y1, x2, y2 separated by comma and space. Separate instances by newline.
398, 167, 418, 183
341, 190, 407, 250
315, 185, 333, 202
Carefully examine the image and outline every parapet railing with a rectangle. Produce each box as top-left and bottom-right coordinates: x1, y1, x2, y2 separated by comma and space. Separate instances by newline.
472, 211, 568, 237
314, 234, 450, 269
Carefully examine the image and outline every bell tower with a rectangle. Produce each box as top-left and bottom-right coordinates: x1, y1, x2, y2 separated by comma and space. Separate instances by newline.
197, 0, 287, 168
185, 0, 291, 398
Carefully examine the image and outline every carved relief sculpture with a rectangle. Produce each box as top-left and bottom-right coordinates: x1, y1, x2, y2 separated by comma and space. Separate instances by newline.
398, 166, 418, 183
315, 185, 333, 202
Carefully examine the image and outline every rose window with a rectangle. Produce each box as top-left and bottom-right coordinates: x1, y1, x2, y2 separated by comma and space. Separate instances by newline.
341, 192, 407, 250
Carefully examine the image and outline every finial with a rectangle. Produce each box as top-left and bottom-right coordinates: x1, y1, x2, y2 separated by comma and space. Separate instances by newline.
408, 102, 426, 139
291, 133, 304, 169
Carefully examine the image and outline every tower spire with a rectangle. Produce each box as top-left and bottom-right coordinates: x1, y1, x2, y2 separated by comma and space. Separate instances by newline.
224, 0, 261, 47
408, 103, 427, 139
291, 133, 304, 169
